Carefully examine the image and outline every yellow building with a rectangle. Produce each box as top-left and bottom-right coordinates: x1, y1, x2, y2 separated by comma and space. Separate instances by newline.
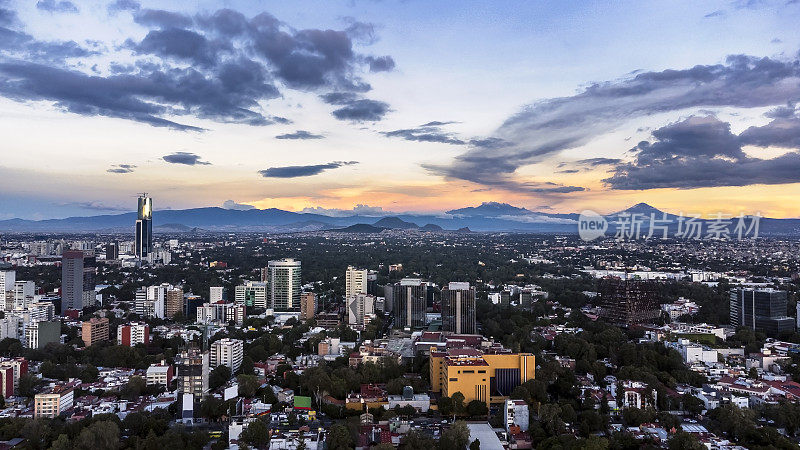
430, 348, 535, 406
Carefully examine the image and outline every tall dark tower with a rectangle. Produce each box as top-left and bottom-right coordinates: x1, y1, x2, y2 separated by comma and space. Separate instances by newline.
135, 193, 153, 260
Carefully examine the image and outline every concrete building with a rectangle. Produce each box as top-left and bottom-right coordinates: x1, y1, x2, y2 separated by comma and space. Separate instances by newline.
117, 322, 149, 346
387, 386, 430, 412
234, 282, 267, 308
300, 292, 316, 321
12, 281, 35, 311
146, 362, 174, 387
504, 399, 529, 432
430, 348, 536, 406
441, 282, 476, 334
196, 302, 245, 326
210, 286, 224, 303
0, 271, 15, 303
81, 317, 109, 347
0, 358, 28, 398
135, 284, 173, 319
165, 286, 184, 319
61, 250, 84, 314
267, 259, 301, 311
175, 348, 209, 398
210, 338, 244, 373
347, 293, 375, 328
25, 321, 60, 349
34, 384, 74, 418
345, 266, 368, 298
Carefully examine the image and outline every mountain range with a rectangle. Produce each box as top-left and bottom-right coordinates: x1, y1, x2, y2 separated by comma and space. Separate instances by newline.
0, 202, 798, 236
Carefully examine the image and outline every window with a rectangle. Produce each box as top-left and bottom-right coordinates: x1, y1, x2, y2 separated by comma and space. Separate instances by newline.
463, 370, 474, 373
449, 378, 458, 382
478, 370, 486, 373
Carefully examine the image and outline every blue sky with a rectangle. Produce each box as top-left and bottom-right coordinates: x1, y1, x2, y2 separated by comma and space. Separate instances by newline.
1, 0, 800, 219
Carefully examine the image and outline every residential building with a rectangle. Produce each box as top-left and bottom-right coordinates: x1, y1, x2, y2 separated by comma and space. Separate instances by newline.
210, 286, 224, 303
441, 282, 476, 334
730, 288, 795, 337
146, 362, 174, 387
234, 282, 267, 308
81, 317, 109, 347
347, 293, 375, 328
25, 321, 60, 349
504, 399, 529, 432
165, 286, 184, 319
300, 292, 316, 321
0, 358, 28, 398
61, 250, 84, 314
267, 258, 301, 311
175, 348, 209, 397
345, 266, 368, 298
393, 278, 427, 329
430, 348, 536, 406
117, 322, 149, 346
210, 338, 244, 373
135, 284, 174, 319
12, 281, 35, 311
35, 384, 74, 418
196, 302, 245, 326
0, 271, 15, 303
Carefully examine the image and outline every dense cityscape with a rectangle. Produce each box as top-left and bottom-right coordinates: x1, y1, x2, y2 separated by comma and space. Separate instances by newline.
0, 194, 797, 449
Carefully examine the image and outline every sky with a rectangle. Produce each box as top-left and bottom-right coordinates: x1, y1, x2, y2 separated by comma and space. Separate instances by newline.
1, 0, 800, 220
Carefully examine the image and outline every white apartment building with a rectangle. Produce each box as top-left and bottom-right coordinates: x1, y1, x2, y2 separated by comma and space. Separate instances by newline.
234, 282, 267, 309
135, 284, 173, 319
210, 286, 224, 303
345, 266, 368, 298
210, 338, 244, 373
347, 293, 375, 327
34, 385, 74, 418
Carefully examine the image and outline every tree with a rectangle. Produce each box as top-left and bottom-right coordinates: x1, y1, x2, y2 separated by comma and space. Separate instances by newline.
49, 434, 72, 450
120, 376, 146, 400
73, 421, 120, 450
466, 400, 488, 418
438, 396, 454, 417
210, 365, 232, 390
239, 355, 255, 375
239, 418, 270, 449
326, 424, 352, 450
18, 373, 40, 398
399, 429, 435, 450
469, 438, 481, 450
238, 374, 260, 398
439, 421, 470, 450
668, 431, 704, 450
451, 392, 465, 415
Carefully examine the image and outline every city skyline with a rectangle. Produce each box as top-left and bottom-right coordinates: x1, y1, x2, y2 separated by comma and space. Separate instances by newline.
2, 1, 800, 219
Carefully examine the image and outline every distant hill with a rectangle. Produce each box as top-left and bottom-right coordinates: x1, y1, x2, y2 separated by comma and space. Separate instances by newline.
373, 217, 419, 229
335, 224, 386, 233
420, 223, 444, 231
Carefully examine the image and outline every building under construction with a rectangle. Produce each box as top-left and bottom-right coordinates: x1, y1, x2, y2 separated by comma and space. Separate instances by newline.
598, 278, 660, 326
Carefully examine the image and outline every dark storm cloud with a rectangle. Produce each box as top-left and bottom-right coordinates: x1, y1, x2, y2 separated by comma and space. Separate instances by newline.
604, 115, 800, 189
365, 55, 395, 72
0, 5, 395, 128
107, 163, 136, 173
36, 0, 78, 13
275, 130, 324, 140
258, 161, 358, 178
430, 52, 800, 192
162, 152, 211, 165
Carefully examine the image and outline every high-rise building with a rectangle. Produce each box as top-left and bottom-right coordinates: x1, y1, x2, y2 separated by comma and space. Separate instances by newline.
0, 271, 15, 305
135, 194, 153, 260
598, 279, 660, 325
300, 292, 316, 321
210, 338, 244, 373
60, 250, 84, 314
175, 348, 209, 398
25, 321, 60, 349
347, 293, 375, 328
234, 282, 267, 308
196, 302, 245, 326
135, 284, 172, 319
210, 286, 224, 303
0, 358, 28, 398
81, 317, 109, 347
268, 259, 301, 311
12, 281, 35, 311
165, 286, 184, 319
441, 282, 477, 334
345, 266, 368, 298
117, 322, 150, 346
393, 278, 427, 329
34, 384, 74, 418
82, 254, 96, 308
105, 242, 119, 260
730, 288, 795, 337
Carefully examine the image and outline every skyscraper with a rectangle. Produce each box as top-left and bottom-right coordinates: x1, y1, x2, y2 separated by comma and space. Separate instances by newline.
393, 278, 427, 329
345, 266, 368, 298
300, 292, 316, 320
61, 250, 84, 314
598, 278, 660, 326
730, 288, 794, 337
135, 193, 153, 260
267, 258, 301, 311
441, 282, 477, 334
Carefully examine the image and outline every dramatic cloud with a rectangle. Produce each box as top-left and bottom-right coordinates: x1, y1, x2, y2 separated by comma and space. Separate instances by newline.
0, 6, 395, 129
275, 130, 324, 140
107, 163, 136, 173
222, 200, 255, 210
258, 161, 357, 178
383, 122, 465, 145
430, 53, 800, 192
301, 204, 389, 217
604, 115, 800, 189
36, 0, 78, 14
162, 152, 210, 165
